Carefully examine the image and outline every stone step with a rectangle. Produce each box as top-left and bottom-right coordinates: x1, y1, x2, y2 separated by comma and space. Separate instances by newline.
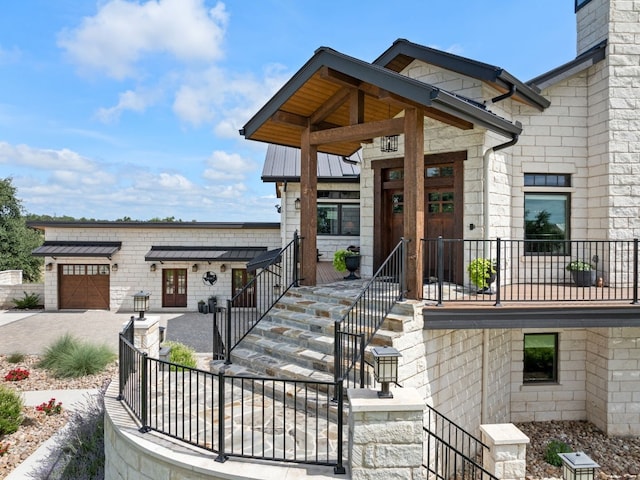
273, 294, 351, 321
253, 320, 335, 355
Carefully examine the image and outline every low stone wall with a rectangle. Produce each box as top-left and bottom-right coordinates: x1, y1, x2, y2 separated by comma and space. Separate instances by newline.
0, 270, 23, 285
0, 284, 44, 309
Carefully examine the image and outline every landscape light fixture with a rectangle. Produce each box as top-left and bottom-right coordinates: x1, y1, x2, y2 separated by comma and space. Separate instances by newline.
558, 452, 599, 480
371, 346, 401, 398
133, 290, 150, 320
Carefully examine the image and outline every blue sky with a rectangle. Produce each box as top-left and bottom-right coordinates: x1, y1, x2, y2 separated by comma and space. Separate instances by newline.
0, 1, 577, 222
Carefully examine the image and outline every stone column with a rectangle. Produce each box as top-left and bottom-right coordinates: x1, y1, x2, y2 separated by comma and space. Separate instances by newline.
348, 388, 424, 480
480, 423, 529, 480
131, 315, 160, 357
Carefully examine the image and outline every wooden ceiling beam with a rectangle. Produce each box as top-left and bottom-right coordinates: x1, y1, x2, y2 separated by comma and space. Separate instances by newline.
319, 66, 361, 89
350, 89, 365, 125
310, 87, 352, 124
271, 110, 341, 131
309, 117, 404, 146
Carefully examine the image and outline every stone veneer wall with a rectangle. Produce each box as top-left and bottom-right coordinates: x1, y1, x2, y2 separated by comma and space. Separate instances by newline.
424, 328, 484, 433
0, 284, 44, 309
485, 329, 513, 423
510, 328, 587, 423
586, 327, 640, 435
40, 225, 281, 312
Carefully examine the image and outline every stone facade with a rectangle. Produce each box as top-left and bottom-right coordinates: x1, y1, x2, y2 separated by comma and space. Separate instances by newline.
36, 223, 280, 312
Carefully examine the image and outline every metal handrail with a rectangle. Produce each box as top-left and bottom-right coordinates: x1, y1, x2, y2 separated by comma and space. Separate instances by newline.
221, 232, 301, 363
422, 237, 640, 305
334, 238, 407, 387
117, 335, 345, 472
423, 404, 497, 480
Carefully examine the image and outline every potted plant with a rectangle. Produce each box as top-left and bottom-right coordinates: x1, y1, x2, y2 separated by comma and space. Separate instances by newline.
467, 257, 496, 294
566, 260, 596, 287
333, 248, 360, 280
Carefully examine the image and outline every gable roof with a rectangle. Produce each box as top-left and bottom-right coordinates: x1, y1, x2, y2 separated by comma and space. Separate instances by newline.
374, 39, 550, 111
262, 144, 360, 183
527, 39, 607, 91
240, 46, 522, 157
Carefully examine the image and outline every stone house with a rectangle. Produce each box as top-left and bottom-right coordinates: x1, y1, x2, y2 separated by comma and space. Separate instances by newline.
243, 0, 640, 437
29, 222, 280, 312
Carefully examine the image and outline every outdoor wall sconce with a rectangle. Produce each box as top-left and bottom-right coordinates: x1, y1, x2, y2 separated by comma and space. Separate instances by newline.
46, 263, 53, 271
192, 264, 198, 273
150, 263, 157, 272
220, 264, 226, 273
371, 346, 401, 398
558, 452, 599, 480
132, 290, 150, 320
295, 198, 301, 210
111, 264, 118, 272
380, 135, 398, 152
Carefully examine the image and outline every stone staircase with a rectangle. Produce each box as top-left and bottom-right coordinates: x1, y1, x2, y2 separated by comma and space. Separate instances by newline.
211, 280, 411, 385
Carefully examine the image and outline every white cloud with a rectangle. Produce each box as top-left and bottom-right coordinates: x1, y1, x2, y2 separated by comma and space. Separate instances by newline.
95, 88, 159, 123
203, 150, 257, 182
0, 142, 97, 172
58, 0, 229, 80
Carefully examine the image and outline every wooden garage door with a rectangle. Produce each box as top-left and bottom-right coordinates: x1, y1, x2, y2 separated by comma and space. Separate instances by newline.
58, 264, 110, 310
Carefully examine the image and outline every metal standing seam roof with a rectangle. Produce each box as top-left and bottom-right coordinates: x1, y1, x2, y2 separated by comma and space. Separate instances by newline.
246, 248, 282, 272
144, 246, 268, 262
240, 46, 522, 157
527, 39, 607, 91
32, 241, 122, 258
373, 38, 550, 111
262, 144, 360, 182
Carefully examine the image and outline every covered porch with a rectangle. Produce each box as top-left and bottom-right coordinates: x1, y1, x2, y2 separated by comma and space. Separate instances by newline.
241, 46, 521, 300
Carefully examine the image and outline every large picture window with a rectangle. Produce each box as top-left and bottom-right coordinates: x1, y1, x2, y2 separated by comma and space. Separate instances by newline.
318, 204, 360, 236
523, 333, 558, 384
524, 174, 570, 254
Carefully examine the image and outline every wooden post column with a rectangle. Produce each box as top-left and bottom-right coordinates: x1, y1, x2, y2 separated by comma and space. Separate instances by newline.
300, 126, 318, 286
403, 108, 424, 300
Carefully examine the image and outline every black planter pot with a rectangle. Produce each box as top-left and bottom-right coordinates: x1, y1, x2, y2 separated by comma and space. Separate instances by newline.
476, 272, 497, 295
344, 255, 360, 280
571, 270, 596, 287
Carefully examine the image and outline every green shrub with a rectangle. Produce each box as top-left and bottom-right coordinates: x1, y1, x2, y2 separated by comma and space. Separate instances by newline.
12, 291, 40, 309
6, 352, 25, 363
0, 385, 23, 435
164, 341, 197, 371
39, 334, 116, 378
467, 258, 496, 289
544, 439, 571, 466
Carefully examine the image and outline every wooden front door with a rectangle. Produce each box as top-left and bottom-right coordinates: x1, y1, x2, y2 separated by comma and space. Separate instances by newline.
162, 269, 187, 307
232, 269, 256, 307
375, 151, 465, 284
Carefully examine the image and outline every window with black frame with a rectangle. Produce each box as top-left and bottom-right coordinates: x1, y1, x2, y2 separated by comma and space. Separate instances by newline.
524, 174, 571, 254
523, 333, 558, 384
317, 191, 360, 236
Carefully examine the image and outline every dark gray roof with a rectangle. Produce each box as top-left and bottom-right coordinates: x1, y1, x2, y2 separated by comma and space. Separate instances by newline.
145, 246, 268, 262
246, 248, 282, 272
28, 221, 280, 230
374, 39, 550, 111
528, 40, 607, 91
262, 145, 360, 183
241, 46, 522, 156
32, 241, 122, 258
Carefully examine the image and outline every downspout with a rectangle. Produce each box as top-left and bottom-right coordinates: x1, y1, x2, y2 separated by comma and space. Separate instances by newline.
480, 130, 519, 425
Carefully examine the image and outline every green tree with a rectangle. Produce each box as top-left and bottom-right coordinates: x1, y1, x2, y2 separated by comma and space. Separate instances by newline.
0, 178, 43, 282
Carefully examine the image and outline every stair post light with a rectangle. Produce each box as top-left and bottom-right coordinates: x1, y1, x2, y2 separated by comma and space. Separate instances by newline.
372, 346, 401, 398
133, 290, 150, 320
558, 452, 599, 480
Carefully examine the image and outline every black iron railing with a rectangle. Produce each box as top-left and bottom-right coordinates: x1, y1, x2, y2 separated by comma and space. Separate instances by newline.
334, 238, 407, 388
422, 238, 640, 305
219, 232, 301, 363
118, 333, 345, 472
423, 404, 497, 480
